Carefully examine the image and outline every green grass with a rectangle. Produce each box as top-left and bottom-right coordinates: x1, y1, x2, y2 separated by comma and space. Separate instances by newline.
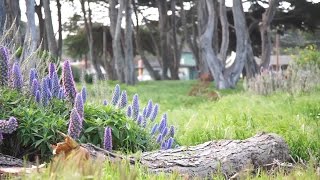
21, 80, 320, 179
83, 80, 320, 161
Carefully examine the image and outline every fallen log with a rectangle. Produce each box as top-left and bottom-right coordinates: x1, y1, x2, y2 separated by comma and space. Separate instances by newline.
82, 132, 290, 178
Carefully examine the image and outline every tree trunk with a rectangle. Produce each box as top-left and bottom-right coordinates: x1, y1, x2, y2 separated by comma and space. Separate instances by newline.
124, 0, 135, 85
56, 0, 63, 60
199, 0, 228, 88
81, 133, 290, 179
157, 1, 170, 79
0, 0, 5, 35
113, 0, 125, 83
24, 0, 37, 52
219, 0, 229, 65
260, 0, 279, 69
21, 0, 37, 64
43, 0, 58, 59
4, 0, 20, 29
132, 2, 160, 81
80, 0, 103, 79
35, 1, 47, 50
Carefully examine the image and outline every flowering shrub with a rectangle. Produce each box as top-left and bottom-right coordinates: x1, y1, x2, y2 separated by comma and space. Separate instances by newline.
0, 44, 176, 161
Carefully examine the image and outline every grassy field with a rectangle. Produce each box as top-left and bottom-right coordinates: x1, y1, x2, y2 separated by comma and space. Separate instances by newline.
24, 80, 320, 179
84, 80, 320, 161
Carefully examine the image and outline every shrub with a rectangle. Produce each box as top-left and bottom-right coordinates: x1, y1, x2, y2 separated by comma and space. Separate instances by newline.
293, 44, 320, 68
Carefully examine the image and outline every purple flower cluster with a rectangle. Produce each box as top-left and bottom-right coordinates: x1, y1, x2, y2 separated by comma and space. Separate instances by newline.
118, 90, 127, 109
126, 105, 132, 117
75, 93, 84, 118
62, 60, 77, 103
145, 100, 153, 118
48, 63, 56, 78
51, 71, 60, 97
29, 68, 38, 87
67, 108, 83, 139
111, 84, 120, 106
11, 62, 23, 91
149, 104, 159, 121
0, 117, 18, 134
81, 86, 87, 103
31, 79, 39, 97
0, 46, 9, 86
103, 126, 112, 151
132, 94, 139, 120
41, 77, 51, 106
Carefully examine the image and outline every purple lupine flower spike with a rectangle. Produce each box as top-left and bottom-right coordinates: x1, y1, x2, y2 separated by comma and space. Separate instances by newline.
158, 113, 167, 133
166, 137, 174, 149
41, 78, 50, 106
142, 117, 147, 128
142, 107, 147, 118
58, 87, 65, 100
126, 105, 132, 117
81, 86, 87, 103
62, 60, 77, 103
132, 94, 139, 120
29, 68, 38, 87
161, 141, 167, 150
0, 46, 9, 86
52, 71, 60, 97
67, 108, 83, 139
150, 104, 159, 121
150, 123, 158, 135
156, 134, 163, 144
103, 99, 108, 106
145, 100, 153, 118
161, 127, 168, 137
111, 84, 120, 106
0, 117, 18, 134
0, 132, 3, 143
118, 90, 127, 109
35, 90, 41, 103
103, 126, 112, 151
49, 63, 56, 78
74, 93, 84, 118
137, 114, 143, 126
75, 93, 84, 118
169, 125, 175, 137
46, 75, 53, 92
31, 79, 39, 96
11, 62, 23, 91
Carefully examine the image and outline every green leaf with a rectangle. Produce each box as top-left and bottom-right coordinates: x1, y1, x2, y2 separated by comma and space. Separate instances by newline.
34, 139, 45, 147
84, 126, 97, 133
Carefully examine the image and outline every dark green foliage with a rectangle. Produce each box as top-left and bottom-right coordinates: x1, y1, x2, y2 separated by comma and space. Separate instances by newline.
0, 87, 154, 161
71, 65, 81, 83
84, 73, 93, 84
82, 105, 152, 152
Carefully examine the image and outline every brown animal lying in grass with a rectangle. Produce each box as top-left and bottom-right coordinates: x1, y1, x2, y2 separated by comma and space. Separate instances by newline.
199, 72, 214, 82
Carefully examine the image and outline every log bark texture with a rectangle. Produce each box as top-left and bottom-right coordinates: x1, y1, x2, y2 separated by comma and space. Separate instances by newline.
83, 133, 290, 178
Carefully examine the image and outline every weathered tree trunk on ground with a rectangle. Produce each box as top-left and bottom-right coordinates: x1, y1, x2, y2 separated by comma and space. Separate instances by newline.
82, 133, 290, 178
43, 0, 58, 59
0, 133, 291, 179
260, 0, 279, 69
